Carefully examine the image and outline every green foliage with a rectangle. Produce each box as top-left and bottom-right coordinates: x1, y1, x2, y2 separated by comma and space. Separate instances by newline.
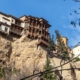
0, 66, 4, 78
48, 35, 55, 51
42, 57, 57, 80
74, 57, 80, 62
55, 30, 70, 60
12, 67, 19, 74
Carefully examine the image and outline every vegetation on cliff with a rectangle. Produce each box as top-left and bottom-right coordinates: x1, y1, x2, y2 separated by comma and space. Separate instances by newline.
42, 57, 57, 80
0, 66, 4, 78
48, 35, 55, 51
55, 30, 70, 60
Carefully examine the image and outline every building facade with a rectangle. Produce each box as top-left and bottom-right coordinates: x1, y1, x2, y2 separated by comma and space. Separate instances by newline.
71, 44, 80, 58
20, 16, 50, 47
0, 12, 50, 47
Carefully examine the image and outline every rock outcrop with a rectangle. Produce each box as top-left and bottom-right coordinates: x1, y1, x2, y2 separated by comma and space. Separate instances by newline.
0, 35, 80, 80
9, 35, 48, 80
0, 35, 12, 80
0, 36, 11, 67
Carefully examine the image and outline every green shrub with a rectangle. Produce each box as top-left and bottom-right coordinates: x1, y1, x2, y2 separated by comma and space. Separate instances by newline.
42, 57, 57, 80
0, 66, 4, 78
74, 57, 80, 62
12, 67, 19, 74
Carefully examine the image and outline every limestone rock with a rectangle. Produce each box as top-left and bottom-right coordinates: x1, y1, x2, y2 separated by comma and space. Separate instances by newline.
0, 35, 80, 80
0, 36, 11, 68
10, 36, 47, 80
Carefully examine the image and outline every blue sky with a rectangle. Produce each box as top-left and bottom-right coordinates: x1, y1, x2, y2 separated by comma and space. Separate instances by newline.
0, 0, 80, 47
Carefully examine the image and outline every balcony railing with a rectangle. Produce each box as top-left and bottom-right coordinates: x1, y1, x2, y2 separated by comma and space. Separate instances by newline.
41, 39, 49, 46
10, 29, 22, 36
38, 34, 49, 41
12, 23, 24, 29
38, 39, 49, 46
0, 29, 9, 34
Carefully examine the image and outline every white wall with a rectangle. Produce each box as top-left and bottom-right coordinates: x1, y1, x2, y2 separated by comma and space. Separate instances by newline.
9, 17, 15, 24
21, 22, 25, 28
0, 14, 27, 29
20, 16, 26, 21
21, 22, 30, 28
0, 14, 16, 26
0, 24, 10, 34
72, 46, 80, 58
2, 18, 11, 25
0, 14, 8, 19
0, 14, 11, 25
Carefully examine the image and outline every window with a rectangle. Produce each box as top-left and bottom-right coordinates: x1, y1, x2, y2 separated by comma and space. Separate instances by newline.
39, 31, 41, 34
3, 17, 10, 21
5, 27, 8, 32
12, 20, 14, 22
0, 25, 1, 30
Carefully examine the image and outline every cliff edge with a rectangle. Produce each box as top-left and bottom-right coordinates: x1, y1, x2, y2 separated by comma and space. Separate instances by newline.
0, 35, 80, 80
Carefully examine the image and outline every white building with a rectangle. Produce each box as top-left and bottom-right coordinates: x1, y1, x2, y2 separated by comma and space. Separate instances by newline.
0, 12, 25, 36
0, 22, 10, 34
71, 43, 80, 58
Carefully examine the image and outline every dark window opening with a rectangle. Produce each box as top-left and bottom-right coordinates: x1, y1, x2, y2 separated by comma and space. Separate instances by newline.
5, 27, 8, 32
12, 20, 14, 22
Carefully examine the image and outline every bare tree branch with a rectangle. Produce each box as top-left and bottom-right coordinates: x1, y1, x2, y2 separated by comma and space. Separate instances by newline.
20, 54, 80, 80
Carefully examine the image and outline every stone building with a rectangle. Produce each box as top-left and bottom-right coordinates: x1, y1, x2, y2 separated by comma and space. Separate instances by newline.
20, 15, 50, 47
0, 12, 50, 47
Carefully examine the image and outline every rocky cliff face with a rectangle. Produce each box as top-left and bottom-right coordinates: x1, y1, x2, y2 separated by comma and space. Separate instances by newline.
0, 35, 48, 80
0, 35, 80, 80
10, 35, 48, 80
0, 35, 12, 80
0, 36, 11, 66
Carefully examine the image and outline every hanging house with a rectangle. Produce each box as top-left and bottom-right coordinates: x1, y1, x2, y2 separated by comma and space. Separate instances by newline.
0, 12, 51, 47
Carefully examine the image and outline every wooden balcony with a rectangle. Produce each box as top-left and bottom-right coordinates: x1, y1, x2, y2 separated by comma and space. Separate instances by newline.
10, 29, 22, 36
27, 32, 33, 36
0, 29, 9, 35
28, 32, 49, 41
27, 32, 39, 38
41, 39, 49, 46
37, 39, 49, 46
34, 26, 42, 31
33, 33, 37, 37
11, 23, 24, 30
42, 27, 46, 30
38, 34, 49, 41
